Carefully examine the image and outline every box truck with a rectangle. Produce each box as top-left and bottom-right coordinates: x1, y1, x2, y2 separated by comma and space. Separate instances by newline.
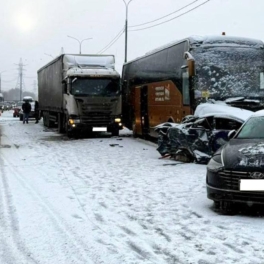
38, 54, 122, 136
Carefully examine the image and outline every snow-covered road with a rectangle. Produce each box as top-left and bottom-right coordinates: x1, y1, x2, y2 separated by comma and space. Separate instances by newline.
0, 111, 264, 264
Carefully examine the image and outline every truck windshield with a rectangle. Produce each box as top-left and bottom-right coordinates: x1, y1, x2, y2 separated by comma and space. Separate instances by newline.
71, 78, 120, 96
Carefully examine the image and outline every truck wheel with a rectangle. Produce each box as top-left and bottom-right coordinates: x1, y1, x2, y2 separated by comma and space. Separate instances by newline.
66, 124, 74, 138
64, 114, 73, 138
19, 114, 23, 121
43, 112, 52, 128
43, 113, 47, 127
58, 113, 64, 133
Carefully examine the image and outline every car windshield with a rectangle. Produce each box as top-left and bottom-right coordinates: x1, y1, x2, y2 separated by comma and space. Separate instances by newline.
237, 116, 264, 138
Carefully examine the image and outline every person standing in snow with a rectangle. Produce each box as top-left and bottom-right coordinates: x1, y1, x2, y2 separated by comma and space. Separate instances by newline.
22, 100, 31, 124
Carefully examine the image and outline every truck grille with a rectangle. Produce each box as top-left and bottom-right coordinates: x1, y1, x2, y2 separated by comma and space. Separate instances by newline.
219, 170, 251, 190
81, 113, 111, 125
81, 103, 112, 112
81, 103, 113, 125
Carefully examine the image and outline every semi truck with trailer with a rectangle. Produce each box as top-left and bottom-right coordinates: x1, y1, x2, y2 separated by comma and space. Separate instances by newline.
38, 54, 122, 136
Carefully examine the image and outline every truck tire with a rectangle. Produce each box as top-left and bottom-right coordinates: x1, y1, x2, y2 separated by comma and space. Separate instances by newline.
64, 114, 73, 138
43, 112, 51, 128
58, 113, 64, 133
19, 114, 23, 121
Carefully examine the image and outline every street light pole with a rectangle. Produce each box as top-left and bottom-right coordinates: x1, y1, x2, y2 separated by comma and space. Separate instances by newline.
122, 0, 133, 63
67, 36, 93, 54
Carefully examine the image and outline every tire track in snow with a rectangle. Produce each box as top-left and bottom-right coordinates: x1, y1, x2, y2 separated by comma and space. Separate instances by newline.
0, 154, 37, 264
40, 137, 164, 264
1, 153, 105, 264
1, 124, 136, 263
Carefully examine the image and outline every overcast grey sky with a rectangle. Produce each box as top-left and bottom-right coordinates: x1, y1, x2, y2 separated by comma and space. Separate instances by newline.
0, 0, 263, 95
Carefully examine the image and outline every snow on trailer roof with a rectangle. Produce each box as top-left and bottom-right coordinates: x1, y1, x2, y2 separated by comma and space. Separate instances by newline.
194, 103, 253, 122
189, 35, 264, 48
63, 54, 115, 70
38, 54, 116, 73
123, 35, 264, 66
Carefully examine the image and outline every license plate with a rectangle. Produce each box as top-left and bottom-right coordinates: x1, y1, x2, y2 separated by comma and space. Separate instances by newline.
92, 127, 107, 132
240, 180, 264, 191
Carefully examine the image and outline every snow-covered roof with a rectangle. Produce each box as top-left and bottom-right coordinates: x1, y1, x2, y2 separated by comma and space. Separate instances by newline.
63, 54, 115, 70
67, 67, 120, 78
194, 103, 253, 121
251, 109, 264, 117
189, 35, 264, 48
123, 35, 264, 68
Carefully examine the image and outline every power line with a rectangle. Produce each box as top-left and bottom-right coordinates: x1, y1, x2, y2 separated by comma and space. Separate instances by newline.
129, 0, 211, 32
129, 0, 199, 28
97, 27, 125, 54
100, 32, 124, 54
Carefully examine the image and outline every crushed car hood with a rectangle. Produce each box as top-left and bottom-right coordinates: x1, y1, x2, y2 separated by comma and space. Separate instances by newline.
223, 139, 264, 170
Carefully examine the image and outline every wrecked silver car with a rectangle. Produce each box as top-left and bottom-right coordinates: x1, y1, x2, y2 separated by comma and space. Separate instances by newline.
156, 103, 253, 164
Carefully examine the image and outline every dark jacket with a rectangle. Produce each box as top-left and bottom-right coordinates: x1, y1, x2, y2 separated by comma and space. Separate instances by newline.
35, 101, 39, 111
22, 101, 32, 114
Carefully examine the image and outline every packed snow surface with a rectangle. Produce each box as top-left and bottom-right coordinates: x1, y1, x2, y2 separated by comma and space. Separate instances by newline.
1, 111, 264, 264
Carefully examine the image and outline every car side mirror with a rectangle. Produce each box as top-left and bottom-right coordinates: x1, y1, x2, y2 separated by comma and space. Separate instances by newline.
228, 130, 236, 140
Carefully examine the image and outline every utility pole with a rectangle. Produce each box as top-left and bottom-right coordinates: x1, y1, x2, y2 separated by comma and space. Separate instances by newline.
19, 59, 23, 101
15, 58, 26, 101
122, 0, 133, 63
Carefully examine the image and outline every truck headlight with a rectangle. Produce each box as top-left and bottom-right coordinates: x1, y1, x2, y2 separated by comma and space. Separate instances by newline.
115, 118, 121, 123
69, 119, 81, 124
